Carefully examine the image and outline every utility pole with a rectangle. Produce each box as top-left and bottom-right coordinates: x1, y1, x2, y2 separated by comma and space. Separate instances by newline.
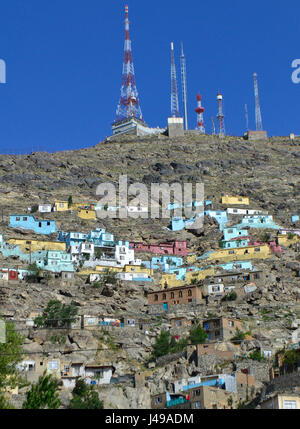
180, 42, 188, 130
170, 42, 180, 117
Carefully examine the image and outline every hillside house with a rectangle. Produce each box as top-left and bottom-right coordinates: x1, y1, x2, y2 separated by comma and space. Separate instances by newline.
148, 285, 203, 313
223, 227, 249, 241
53, 201, 70, 212
130, 241, 189, 256
187, 342, 238, 363
227, 208, 263, 215
217, 261, 253, 271
0, 268, 31, 281
205, 245, 271, 262
260, 394, 300, 409
60, 271, 75, 287
38, 204, 52, 213
9, 215, 57, 235
7, 238, 66, 253
58, 231, 88, 248
204, 210, 228, 230
280, 229, 300, 237
222, 196, 250, 206
202, 317, 243, 342
36, 251, 74, 273
233, 215, 282, 230
77, 207, 96, 220
71, 242, 94, 262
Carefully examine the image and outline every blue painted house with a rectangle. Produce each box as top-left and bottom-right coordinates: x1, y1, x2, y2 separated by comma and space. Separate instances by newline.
223, 227, 248, 241
217, 261, 254, 271
205, 210, 228, 231
9, 215, 57, 235
233, 215, 282, 230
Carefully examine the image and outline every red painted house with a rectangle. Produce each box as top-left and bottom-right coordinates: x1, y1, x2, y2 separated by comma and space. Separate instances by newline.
129, 241, 189, 256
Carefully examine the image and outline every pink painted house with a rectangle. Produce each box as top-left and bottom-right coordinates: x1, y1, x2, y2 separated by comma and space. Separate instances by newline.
248, 240, 282, 255
129, 241, 189, 256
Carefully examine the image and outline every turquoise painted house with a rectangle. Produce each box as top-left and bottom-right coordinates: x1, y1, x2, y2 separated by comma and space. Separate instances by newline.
205, 210, 228, 231
9, 215, 57, 235
223, 227, 248, 241
233, 215, 281, 230
217, 261, 253, 271
58, 228, 115, 248
36, 251, 74, 273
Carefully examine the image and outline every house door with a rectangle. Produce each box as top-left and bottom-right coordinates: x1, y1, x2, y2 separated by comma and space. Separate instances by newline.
163, 303, 168, 312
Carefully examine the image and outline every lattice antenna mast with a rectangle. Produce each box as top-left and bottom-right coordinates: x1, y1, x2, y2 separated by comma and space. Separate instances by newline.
211, 117, 216, 135
245, 104, 249, 131
115, 5, 143, 122
217, 92, 225, 136
253, 72, 263, 131
170, 42, 180, 117
195, 94, 205, 134
180, 42, 188, 129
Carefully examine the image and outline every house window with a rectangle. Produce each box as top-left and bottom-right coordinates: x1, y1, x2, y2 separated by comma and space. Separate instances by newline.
39, 222, 42, 228
194, 402, 202, 409
215, 330, 220, 337
188, 290, 192, 297
255, 248, 261, 252
47, 222, 50, 226
23, 217, 27, 221
254, 273, 260, 279
16, 217, 20, 221
194, 389, 201, 396
48, 361, 59, 370
284, 401, 297, 409
171, 293, 175, 299
229, 250, 234, 255
179, 292, 183, 298
163, 294, 167, 300
155, 397, 162, 404
154, 295, 158, 302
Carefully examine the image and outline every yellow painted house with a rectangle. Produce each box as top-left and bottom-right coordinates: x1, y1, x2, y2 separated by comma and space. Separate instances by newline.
277, 234, 300, 247
77, 208, 97, 220
54, 201, 70, 212
222, 195, 250, 205
205, 245, 271, 262
160, 267, 215, 289
7, 238, 66, 253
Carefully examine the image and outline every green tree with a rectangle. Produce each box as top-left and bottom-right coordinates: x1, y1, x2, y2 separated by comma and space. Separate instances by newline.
189, 323, 208, 345
68, 196, 73, 208
283, 350, 299, 372
26, 263, 42, 284
249, 349, 267, 362
230, 329, 251, 345
69, 379, 104, 409
260, 232, 271, 243
22, 371, 61, 409
222, 291, 238, 302
0, 321, 25, 408
34, 300, 78, 329
151, 330, 187, 359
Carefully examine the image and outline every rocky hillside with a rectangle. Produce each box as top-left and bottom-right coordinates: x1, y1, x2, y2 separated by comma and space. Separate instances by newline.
1, 133, 300, 409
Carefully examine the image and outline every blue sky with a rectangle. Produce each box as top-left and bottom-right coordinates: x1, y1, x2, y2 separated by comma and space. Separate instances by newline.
0, 0, 299, 154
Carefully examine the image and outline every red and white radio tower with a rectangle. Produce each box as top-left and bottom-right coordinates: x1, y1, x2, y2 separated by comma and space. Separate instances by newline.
195, 94, 205, 134
216, 92, 225, 137
115, 5, 143, 123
